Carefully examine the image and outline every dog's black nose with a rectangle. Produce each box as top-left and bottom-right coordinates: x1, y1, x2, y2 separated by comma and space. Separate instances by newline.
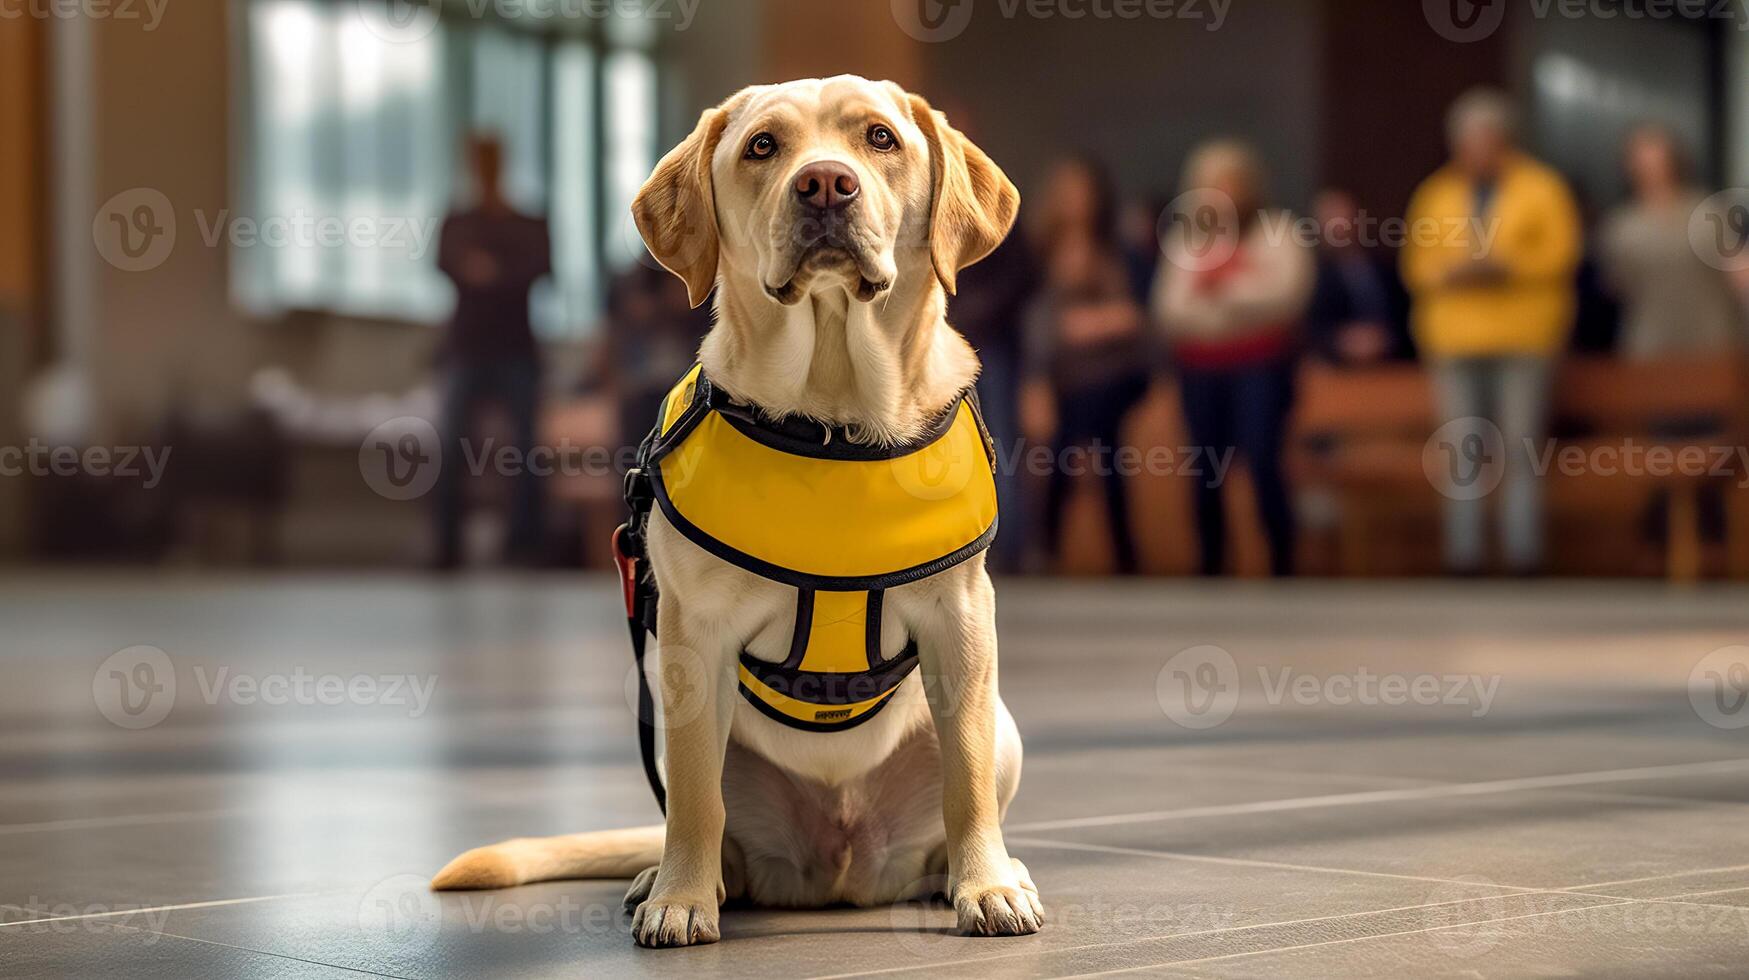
793, 162, 859, 211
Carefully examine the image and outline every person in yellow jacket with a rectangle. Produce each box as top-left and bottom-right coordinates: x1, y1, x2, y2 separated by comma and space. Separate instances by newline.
1402, 88, 1582, 575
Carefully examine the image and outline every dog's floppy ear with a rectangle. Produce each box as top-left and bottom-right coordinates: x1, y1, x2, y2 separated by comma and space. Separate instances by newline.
907, 94, 1020, 296
632, 105, 731, 308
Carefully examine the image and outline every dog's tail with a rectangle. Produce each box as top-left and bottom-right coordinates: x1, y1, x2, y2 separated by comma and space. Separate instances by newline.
430, 825, 665, 891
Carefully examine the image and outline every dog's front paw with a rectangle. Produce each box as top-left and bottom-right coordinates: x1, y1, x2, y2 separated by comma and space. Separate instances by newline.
952, 861, 1045, 937
632, 894, 720, 948
622, 866, 660, 911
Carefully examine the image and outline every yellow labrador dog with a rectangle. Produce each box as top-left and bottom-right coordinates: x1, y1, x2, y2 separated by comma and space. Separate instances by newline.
433, 75, 1040, 948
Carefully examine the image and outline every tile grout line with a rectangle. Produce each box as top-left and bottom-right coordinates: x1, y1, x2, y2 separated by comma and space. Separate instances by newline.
1007, 837, 1547, 892
1007, 758, 1749, 833
809, 890, 1633, 980
1043, 899, 1636, 979
1014, 838, 1749, 912
1571, 861, 1749, 891
1648, 885, 1749, 902
98, 918, 415, 980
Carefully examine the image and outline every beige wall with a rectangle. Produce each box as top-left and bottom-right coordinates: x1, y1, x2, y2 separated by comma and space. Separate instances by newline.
82, 4, 252, 435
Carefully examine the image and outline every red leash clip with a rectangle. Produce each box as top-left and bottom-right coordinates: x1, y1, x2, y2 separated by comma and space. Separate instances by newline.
611, 524, 640, 619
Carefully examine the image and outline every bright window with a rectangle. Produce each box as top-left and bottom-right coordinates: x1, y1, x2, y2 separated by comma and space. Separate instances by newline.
238, 0, 658, 338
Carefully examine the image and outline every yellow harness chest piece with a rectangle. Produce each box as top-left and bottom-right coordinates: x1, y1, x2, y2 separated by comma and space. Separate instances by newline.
644, 365, 999, 732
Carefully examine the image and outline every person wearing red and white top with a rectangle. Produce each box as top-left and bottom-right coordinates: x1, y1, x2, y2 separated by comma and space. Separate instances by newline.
1153, 140, 1314, 576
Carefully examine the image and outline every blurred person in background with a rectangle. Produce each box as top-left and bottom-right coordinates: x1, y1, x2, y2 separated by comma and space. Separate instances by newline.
950, 227, 1035, 573
602, 259, 712, 454
1599, 124, 1748, 359
943, 103, 1038, 574
1305, 188, 1412, 366
1403, 88, 1581, 576
1154, 140, 1313, 577
433, 133, 553, 570
1600, 124, 1749, 558
1022, 157, 1152, 574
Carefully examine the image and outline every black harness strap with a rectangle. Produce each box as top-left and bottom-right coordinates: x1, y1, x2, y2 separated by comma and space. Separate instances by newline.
614, 446, 667, 814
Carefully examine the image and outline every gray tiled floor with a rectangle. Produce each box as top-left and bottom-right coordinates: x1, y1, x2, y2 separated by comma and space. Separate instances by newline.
3, 574, 1749, 977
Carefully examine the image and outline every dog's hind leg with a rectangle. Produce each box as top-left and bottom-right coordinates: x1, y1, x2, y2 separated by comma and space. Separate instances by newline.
431, 825, 665, 891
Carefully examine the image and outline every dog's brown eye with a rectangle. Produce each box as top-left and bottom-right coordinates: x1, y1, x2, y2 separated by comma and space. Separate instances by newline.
745, 133, 778, 160
867, 125, 898, 152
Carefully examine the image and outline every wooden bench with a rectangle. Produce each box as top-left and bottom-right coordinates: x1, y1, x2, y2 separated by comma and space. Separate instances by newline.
1550, 357, 1749, 582
1289, 363, 1434, 576
1289, 356, 1749, 580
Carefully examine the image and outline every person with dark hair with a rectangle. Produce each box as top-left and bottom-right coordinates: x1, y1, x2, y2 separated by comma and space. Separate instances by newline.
432, 133, 552, 569
603, 259, 713, 454
1153, 140, 1313, 577
941, 103, 1038, 574
949, 228, 1036, 573
1305, 188, 1412, 365
1022, 158, 1152, 574
1600, 124, 1748, 358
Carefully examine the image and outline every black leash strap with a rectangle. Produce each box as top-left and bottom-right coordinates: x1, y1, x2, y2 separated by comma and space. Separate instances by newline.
614, 460, 667, 814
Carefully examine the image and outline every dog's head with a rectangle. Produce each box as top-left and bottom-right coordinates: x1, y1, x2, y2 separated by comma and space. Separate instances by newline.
632, 76, 1018, 309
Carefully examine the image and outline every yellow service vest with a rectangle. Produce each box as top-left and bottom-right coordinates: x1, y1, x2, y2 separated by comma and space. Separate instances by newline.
644, 365, 999, 732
